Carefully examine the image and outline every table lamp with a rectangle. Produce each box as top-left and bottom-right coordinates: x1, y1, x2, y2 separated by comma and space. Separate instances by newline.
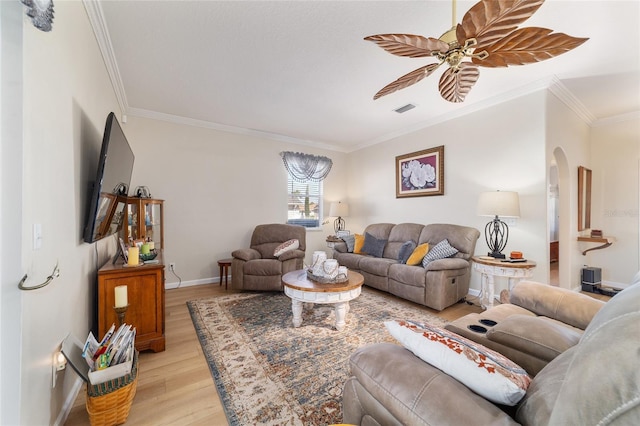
477, 191, 520, 259
329, 202, 349, 234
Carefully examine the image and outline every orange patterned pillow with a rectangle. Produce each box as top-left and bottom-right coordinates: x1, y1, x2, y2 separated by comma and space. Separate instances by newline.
385, 319, 531, 406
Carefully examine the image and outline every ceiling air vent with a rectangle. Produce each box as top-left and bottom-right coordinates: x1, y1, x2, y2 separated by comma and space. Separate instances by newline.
393, 103, 416, 114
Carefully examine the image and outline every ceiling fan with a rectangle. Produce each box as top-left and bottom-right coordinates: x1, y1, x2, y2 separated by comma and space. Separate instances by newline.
365, 0, 588, 103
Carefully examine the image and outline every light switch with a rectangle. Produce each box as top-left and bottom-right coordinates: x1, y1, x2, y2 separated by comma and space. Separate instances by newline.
33, 223, 42, 250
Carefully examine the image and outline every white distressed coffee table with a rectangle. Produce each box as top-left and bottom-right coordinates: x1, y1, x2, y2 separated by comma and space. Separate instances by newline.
281, 269, 364, 331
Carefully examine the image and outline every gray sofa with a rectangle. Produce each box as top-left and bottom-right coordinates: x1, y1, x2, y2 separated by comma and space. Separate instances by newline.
445, 280, 605, 376
332, 223, 480, 311
343, 274, 640, 425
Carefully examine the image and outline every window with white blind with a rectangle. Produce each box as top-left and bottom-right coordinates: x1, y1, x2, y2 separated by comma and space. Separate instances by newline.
286, 175, 323, 228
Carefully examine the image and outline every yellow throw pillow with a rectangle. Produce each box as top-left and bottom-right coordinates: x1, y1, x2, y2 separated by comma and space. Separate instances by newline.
406, 243, 429, 266
354, 234, 365, 254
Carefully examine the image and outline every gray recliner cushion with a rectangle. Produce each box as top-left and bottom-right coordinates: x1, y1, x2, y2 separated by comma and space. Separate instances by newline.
516, 282, 640, 425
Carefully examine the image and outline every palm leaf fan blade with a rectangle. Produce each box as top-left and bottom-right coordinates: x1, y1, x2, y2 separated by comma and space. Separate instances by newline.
472, 27, 589, 67
438, 63, 480, 103
457, 0, 545, 50
373, 63, 441, 100
364, 34, 449, 58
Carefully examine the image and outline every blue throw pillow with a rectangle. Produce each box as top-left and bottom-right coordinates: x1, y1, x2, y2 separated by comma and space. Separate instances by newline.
342, 234, 355, 252
398, 240, 417, 264
422, 239, 458, 267
362, 232, 387, 258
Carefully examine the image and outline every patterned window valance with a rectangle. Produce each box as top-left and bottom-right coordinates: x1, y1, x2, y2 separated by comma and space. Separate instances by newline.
280, 151, 333, 182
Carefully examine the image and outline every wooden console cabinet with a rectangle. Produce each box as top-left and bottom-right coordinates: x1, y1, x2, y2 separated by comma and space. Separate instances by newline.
97, 254, 165, 352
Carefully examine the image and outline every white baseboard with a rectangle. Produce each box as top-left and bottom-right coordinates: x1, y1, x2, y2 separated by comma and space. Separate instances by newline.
165, 276, 225, 290
467, 288, 480, 297
53, 375, 84, 426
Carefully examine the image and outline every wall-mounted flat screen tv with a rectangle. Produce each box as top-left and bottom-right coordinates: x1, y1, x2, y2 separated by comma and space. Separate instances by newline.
83, 112, 135, 244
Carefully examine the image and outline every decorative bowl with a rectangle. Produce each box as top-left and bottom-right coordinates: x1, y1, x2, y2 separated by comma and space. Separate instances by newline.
140, 251, 157, 262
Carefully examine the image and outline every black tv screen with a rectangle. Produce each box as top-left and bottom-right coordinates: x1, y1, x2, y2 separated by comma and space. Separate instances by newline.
83, 112, 135, 244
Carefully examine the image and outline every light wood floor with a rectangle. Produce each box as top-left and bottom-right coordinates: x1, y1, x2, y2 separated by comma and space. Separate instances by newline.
64, 283, 482, 425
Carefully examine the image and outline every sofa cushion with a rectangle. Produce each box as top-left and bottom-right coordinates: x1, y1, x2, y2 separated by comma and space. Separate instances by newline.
422, 239, 458, 266
510, 281, 604, 330
516, 282, 640, 425
397, 240, 416, 264
354, 233, 365, 253
273, 239, 299, 257
362, 232, 387, 258
386, 319, 531, 406
406, 243, 429, 266
359, 256, 397, 277
486, 315, 582, 362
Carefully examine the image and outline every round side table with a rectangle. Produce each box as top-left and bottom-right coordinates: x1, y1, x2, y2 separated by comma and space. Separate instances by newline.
472, 256, 536, 309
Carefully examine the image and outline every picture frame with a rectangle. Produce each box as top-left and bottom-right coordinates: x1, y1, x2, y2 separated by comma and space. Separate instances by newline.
395, 146, 444, 198
119, 238, 129, 263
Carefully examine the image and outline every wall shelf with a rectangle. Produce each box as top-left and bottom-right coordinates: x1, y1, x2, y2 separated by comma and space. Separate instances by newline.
577, 236, 615, 255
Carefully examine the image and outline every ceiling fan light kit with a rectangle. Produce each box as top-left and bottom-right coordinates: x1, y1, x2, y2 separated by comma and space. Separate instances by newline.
365, 0, 588, 103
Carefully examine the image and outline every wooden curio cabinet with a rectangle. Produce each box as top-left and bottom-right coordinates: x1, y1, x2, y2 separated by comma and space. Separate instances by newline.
98, 253, 165, 352
122, 197, 164, 249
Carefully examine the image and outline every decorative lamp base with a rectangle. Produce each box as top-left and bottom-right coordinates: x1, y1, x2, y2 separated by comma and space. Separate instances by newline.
334, 217, 345, 234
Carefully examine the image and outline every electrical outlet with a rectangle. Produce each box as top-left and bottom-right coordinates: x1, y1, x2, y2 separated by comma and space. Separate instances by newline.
169, 262, 175, 271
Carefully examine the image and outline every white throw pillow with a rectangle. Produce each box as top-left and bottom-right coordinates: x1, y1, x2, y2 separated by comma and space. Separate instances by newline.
274, 239, 299, 257
385, 319, 531, 406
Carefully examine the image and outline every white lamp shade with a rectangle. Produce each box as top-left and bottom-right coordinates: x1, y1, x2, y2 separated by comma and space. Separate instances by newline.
477, 191, 520, 218
329, 202, 349, 217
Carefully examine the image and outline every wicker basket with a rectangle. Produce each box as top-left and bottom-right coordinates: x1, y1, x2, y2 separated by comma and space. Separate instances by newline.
86, 352, 139, 426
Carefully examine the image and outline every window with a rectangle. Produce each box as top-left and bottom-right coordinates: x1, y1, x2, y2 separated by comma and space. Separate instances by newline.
287, 175, 323, 228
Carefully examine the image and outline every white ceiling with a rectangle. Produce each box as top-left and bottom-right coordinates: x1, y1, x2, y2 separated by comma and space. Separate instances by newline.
89, 0, 640, 152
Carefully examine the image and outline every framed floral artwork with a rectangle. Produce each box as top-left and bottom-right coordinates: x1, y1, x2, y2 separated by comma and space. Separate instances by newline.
396, 146, 444, 198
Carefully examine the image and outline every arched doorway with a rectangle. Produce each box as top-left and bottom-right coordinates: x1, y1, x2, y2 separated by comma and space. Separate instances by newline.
552, 147, 571, 289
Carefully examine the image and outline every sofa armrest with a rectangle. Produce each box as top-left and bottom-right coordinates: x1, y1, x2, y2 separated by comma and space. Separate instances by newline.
332, 241, 348, 253
510, 281, 605, 329
424, 257, 470, 271
277, 249, 305, 262
231, 248, 261, 262
487, 315, 582, 362
345, 343, 518, 426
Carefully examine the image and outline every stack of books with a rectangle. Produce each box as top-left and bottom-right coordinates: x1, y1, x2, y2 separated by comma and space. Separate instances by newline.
82, 324, 136, 384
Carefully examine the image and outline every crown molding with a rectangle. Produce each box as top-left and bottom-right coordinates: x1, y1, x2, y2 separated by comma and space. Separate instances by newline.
547, 77, 597, 124
83, 0, 129, 121
127, 107, 348, 153
591, 110, 640, 127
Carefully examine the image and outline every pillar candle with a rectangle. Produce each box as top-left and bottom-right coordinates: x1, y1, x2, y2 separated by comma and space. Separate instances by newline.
127, 247, 139, 266
140, 243, 150, 255
114, 285, 128, 307
148, 241, 155, 250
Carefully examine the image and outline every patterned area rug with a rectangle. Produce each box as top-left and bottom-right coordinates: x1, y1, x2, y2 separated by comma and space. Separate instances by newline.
187, 288, 448, 425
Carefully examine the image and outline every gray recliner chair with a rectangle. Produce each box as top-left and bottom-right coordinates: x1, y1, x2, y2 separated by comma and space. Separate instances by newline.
231, 224, 306, 291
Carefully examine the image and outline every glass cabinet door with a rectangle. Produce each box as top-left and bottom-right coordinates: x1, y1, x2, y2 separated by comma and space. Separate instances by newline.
127, 201, 140, 243
143, 200, 164, 249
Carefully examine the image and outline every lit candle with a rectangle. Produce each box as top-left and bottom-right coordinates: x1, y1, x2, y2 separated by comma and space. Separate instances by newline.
114, 285, 128, 307
127, 247, 139, 266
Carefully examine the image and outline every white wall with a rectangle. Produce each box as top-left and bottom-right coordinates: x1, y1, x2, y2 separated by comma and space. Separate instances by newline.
21, 2, 122, 424
1, 1, 24, 424
546, 92, 592, 289
590, 118, 640, 285
346, 92, 549, 292
124, 116, 348, 285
